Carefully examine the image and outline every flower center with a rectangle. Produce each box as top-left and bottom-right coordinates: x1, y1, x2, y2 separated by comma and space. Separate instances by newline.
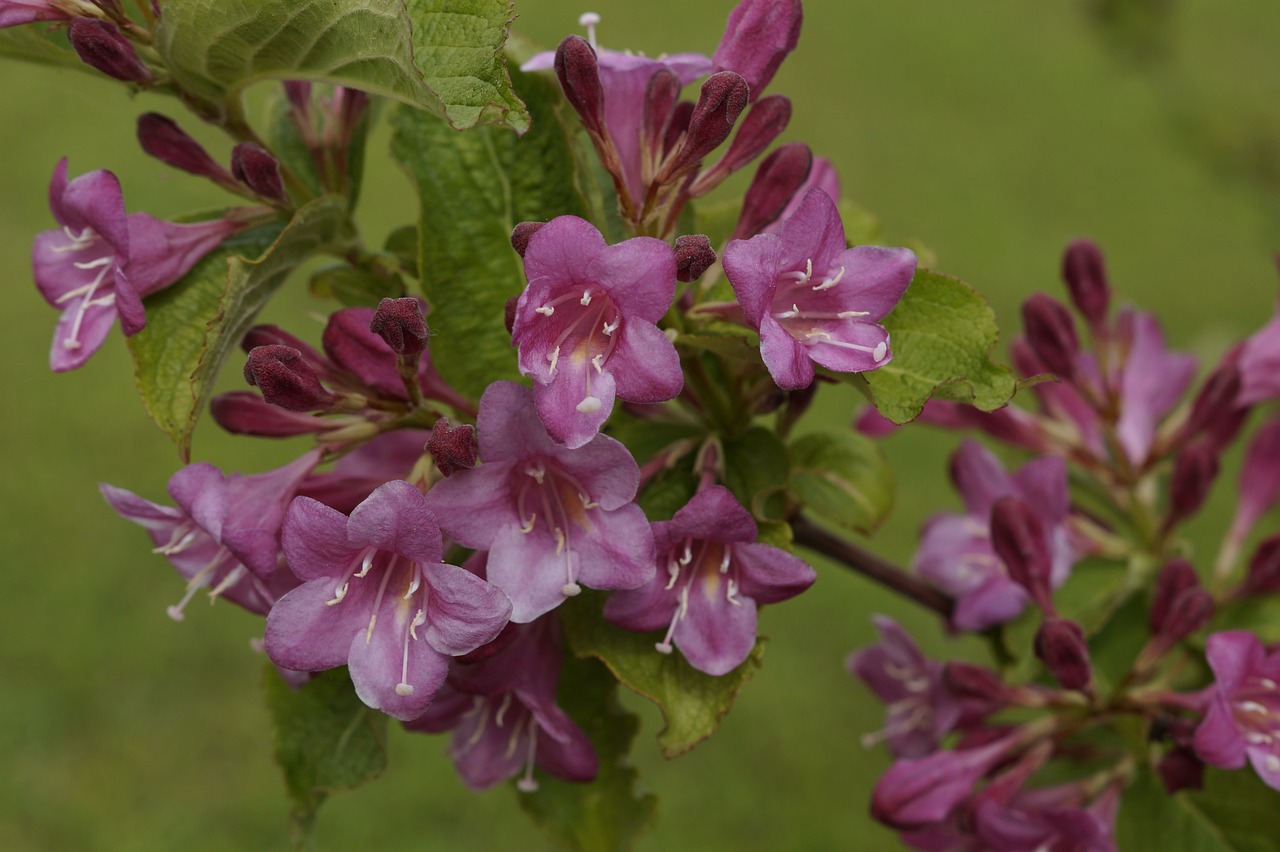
531, 287, 623, 413
655, 537, 740, 655
515, 460, 599, 596
1233, 676, 1280, 761
770, 257, 887, 362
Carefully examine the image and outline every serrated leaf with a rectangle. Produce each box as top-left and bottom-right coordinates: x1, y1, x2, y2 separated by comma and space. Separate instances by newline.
309, 261, 405, 307
128, 196, 348, 459
723, 426, 791, 522
1117, 767, 1280, 852
0, 24, 91, 74
264, 666, 388, 845
154, 0, 527, 131
861, 268, 1017, 423
390, 65, 589, 397
404, 0, 528, 132
789, 431, 893, 534
517, 654, 657, 852
560, 593, 765, 759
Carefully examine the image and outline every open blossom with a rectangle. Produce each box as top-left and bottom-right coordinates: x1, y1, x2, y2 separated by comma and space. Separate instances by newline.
265, 480, 512, 720
722, 187, 916, 390
603, 485, 814, 676
101, 451, 320, 619
426, 381, 655, 623
405, 615, 597, 792
915, 440, 1076, 632
33, 159, 241, 371
1194, 630, 1280, 790
512, 215, 681, 448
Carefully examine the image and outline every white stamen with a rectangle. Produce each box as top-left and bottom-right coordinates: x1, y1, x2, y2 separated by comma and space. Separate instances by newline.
553, 527, 566, 555
1268, 754, 1280, 775
591, 354, 605, 374
602, 317, 620, 336
838, 310, 871, 318
679, 542, 693, 565
813, 265, 845, 291
495, 692, 513, 727
516, 722, 540, 793
562, 582, 582, 596
547, 346, 560, 377
873, 341, 888, 362
580, 290, 592, 306
395, 683, 414, 696
326, 582, 350, 606
579, 493, 600, 509
726, 578, 741, 606
520, 513, 537, 534
356, 550, 376, 578
578, 11, 600, 49
51, 225, 97, 253
576, 396, 602, 413
73, 256, 112, 271
664, 559, 680, 590
408, 608, 427, 640
720, 551, 732, 573
525, 464, 546, 484
535, 305, 555, 317
208, 564, 246, 601
1262, 679, 1278, 690
1239, 700, 1270, 715
403, 569, 421, 601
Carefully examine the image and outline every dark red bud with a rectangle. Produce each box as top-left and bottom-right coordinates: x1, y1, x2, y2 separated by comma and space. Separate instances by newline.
1061, 239, 1111, 328
732, 141, 812, 240
210, 391, 330, 437
243, 345, 336, 411
554, 35, 606, 136
1149, 558, 1200, 634
642, 69, 682, 163
1241, 535, 1280, 598
427, 418, 478, 478
368, 297, 429, 357
1166, 442, 1220, 530
989, 496, 1054, 611
675, 234, 717, 282
1157, 746, 1205, 795
690, 94, 792, 196
1034, 617, 1092, 691
1157, 587, 1214, 648
68, 18, 152, 84
661, 72, 749, 180
136, 113, 229, 181
1021, 293, 1080, 380
504, 296, 519, 336
510, 221, 545, 258
942, 662, 1008, 700
231, 142, 287, 203
1183, 362, 1245, 450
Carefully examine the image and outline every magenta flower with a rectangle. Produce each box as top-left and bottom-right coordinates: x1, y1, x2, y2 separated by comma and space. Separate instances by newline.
1238, 295, 1280, 404
848, 616, 985, 758
405, 615, 597, 792
872, 736, 1017, 830
426, 381, 655, 623
265, 480, 512, 721
1193, 630, 1280, 790
711, 0, 802, 100
722, 187, 916, 390
915, 440, 1076, 632
0, 0, 71, 27
603, 485, 814, 676
33, 159, 240, 371
101, 451, 320, 619
512, 216, 681, 448
1112, 309, 1197, 465
970, 781, 1120, 852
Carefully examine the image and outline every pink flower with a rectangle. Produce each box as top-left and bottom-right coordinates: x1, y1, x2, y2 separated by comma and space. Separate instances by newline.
1194, 630, 1280, 790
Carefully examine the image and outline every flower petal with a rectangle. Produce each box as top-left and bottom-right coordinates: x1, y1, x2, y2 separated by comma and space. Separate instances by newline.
421, 562, 512, 656
347, 480, 442, 566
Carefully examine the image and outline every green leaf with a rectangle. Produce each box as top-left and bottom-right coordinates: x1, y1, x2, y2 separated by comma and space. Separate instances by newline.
723, 426, 792, 523
308, 261, 406, 307
154, 0, 527, 131
1117, 767, 1280, 852
0, 24, 91, 74
860, 268, 1017, 423
789, 431, 893, 534
518, 655, 657, 852
128, 197, 348, 459
390, 64, 589, 397
264, 666, 389, 846
560, 593, 765, 759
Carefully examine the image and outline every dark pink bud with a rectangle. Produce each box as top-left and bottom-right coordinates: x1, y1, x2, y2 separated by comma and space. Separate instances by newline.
1166, 442, 1220, 529
1021, 293, 1079, 379
660, 72, 749, 180
1061, 239, 1111, 328
211, 391, 330, 437
1240, 535, 1280, 598
1160, 587, 1214, 646
871, 737, 1014, 830
368, 297, 428, 357
427, 418, 478, 478
1034, 617, 1092, 691
989, 495, 1054, 611
690, 94, 792, 196
510, 221, 545, 258
663, 101, 696, 159
284, 81, 312, 115
243, 345, 335, 411
136, 113, 229, 181
675, 234, 716, 282
1149, 558, 1199, 634
642, 68, 682, 162
942, 661, 1008, 700
68, 18, 152, 83
231, 142, 287, 203
553, 35, 605, 136
1157, 746, 1205, 794
1186, 362, 1242, 438
711, 0, 803, 100
732, 141, 812, 239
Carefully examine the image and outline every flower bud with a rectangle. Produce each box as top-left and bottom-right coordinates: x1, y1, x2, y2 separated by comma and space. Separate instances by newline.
732, 141, 812, 239
1182, 362, 1243, 448
942, 661, 1007, 700
711, 0, 802, 100
1165, 442, 1220, 530
553, 35, 605, 137
1141, 585, 1214, 670
1233, 420, 1280, 541
510, 221, 545, 258
1240, 534, 1280, 598
369, 297, 429, 357
1061, 239, 1111, 328
1034, 617, 1092, 691
231, 142, 287, 203
675, 234, 716, 282
243, 345, 335, 411
68, 18, 152, 83
210, 391, 330, 437
641, 68, 682, 163
660, 72, 749, 181
427, 418, 478, 477
136, 113, 230, 181
1149, 558, 1199, 634
689, 94, 792, 196
871, 737, 1014, 830
1021, 293, 1079, 380
989, 495, 1054, 612
1157, 746, 1205, 794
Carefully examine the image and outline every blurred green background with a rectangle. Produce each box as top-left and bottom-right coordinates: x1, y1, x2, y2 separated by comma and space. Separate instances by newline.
2, 0, 1278, 849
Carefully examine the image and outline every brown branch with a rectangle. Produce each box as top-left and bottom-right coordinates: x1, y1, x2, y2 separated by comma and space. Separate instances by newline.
790, 515, 954, 619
